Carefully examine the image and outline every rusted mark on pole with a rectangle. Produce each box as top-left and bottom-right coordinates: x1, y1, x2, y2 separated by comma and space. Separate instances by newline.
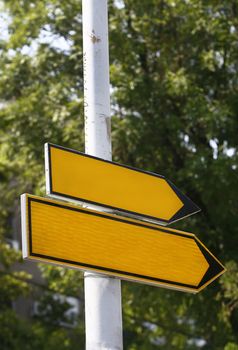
106, 115, 111, 141
90, 30, 101, 44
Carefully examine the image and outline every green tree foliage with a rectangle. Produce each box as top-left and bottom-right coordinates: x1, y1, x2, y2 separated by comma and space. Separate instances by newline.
0, 0, 238, 348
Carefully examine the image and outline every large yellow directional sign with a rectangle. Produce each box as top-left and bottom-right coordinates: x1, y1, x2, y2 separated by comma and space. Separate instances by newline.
21, 194, 225, 293
45, 143, 200, 225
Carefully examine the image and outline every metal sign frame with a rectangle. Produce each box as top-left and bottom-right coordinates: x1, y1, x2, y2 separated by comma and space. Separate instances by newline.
21, 194, 225, 293
45, 143, 200, 226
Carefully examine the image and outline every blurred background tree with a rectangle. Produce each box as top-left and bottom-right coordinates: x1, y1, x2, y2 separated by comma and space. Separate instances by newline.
0, 0, 237, 348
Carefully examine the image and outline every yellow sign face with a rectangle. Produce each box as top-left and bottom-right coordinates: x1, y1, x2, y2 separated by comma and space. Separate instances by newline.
21, 194, 225, 293
45, 143, 200, 225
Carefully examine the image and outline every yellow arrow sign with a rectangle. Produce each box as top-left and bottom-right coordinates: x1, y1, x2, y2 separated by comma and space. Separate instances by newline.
45, 143, 200, 225
21, 194, 225, 293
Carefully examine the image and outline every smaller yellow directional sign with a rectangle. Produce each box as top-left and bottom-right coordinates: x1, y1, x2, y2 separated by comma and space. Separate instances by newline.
21, 194, 225, 293
45, 143, 200, 225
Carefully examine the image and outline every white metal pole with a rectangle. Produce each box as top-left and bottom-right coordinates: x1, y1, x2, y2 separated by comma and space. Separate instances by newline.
82, 1, 123, 349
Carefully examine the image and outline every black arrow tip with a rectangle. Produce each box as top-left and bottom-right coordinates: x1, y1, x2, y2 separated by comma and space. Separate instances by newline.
195, 238, 226, 291
166, 179, 201, 224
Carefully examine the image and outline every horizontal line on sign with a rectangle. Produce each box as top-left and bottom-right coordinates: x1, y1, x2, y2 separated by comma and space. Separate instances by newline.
29, 251, 199, 290
47, 143, 165, 180
50, 190, 171, 226
29, 197, 194, 240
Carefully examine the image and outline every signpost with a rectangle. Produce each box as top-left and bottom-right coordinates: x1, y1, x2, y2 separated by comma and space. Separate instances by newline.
82, 1, 123, 348
45, 142, 200, 225
20, 1, 226, 348
21, 193, 225, 294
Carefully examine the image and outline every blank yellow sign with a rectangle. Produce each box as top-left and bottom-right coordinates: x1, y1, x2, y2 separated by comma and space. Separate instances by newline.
45, 143, 200, 225
21, 194, 225, 293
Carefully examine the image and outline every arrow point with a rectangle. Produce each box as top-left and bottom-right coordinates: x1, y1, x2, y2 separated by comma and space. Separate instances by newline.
195, 238, 226, 291
166, 180, 201, 224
